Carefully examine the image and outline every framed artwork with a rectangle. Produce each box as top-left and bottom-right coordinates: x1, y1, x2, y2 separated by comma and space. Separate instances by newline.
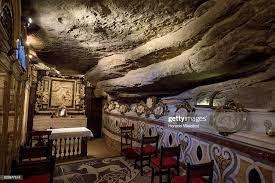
49, 79, 75, 108
36, 76, 85, 114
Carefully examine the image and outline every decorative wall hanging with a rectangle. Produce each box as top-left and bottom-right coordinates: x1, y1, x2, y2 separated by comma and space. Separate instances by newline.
210, 100, 248, 136
153, 101, 169, 119
175, 100, 195, 113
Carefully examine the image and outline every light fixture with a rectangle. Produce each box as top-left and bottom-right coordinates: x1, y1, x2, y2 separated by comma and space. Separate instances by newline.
25, 41, 30, 46
28, 17, 32, 24
29, 54, 33, 59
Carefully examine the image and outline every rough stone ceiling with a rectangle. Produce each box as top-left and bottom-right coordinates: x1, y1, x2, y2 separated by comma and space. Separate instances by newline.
23, 0, 204, 73
23, 0, 275, 97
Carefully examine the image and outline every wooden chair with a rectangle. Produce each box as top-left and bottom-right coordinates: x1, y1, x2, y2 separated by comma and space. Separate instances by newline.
11, 145, 55, 183
172, 160, 214, 183
151, 145, 181, 183
135, 135, 159, 175
120, 124, 138, 159
29, 130, 52, 147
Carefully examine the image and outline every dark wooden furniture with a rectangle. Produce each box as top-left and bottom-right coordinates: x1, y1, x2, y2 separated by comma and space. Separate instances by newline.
120, 124, 138, 159
11, 145, 55, 183
151, 145, 181, 183
29, 130, 52, 147
172, 160, 214, 183
135, 135, 159, 175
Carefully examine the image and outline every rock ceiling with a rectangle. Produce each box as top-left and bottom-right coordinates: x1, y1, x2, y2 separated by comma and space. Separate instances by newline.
23, 0, 275, 97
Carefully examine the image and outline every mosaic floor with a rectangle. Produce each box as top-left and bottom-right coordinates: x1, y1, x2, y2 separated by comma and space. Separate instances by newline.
54, 156, 139, 183
54, 138, 183, 183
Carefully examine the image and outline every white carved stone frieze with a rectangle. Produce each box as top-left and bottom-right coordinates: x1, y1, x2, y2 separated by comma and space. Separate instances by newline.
104, 101, 116, 112
135, 101, 147, 116
153, 101, 169, 119
105, 96, 169, 119
118, 104, 130, 115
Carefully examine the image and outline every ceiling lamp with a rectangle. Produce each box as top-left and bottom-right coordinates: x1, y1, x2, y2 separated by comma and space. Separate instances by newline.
28, 17, 32, 24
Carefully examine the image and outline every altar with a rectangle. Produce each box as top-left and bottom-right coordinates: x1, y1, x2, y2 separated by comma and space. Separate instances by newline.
33, 115, 87, 131
47, 127, 93, 139
47, 127, 93, 159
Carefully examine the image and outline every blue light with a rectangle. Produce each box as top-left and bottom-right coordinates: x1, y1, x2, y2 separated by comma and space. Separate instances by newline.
16, 38, 27, 71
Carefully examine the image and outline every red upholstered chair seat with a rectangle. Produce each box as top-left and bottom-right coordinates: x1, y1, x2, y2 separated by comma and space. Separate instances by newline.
150, 145, 181, 182
151, 156, 177, 169
135, 135, 159, 175
135, 145, 157, 155
16, 174, 50, 183
172, 176, 207, 183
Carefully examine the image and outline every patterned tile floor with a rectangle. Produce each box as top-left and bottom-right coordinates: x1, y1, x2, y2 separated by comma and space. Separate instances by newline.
56, 138, 183, 183
87, 138, 150, 182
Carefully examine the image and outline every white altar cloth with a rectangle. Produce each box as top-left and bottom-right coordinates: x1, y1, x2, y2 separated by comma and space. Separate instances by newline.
47, 127, 93, 139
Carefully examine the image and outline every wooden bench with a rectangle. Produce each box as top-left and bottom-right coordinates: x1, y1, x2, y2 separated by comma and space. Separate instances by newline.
11, 145, 55, 183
